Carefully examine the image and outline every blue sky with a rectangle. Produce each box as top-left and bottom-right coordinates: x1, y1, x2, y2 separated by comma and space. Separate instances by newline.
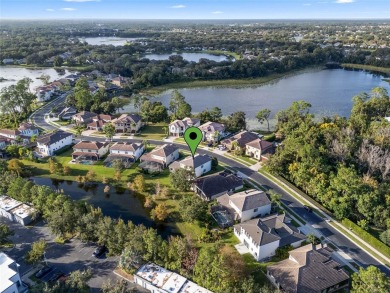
1, 0, 389, 19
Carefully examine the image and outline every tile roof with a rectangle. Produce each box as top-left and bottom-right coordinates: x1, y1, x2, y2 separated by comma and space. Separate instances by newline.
73, 141, 108, 150
36, 130, 72, 145
268, 244, 350, 293
221, 131, 259, 148
227, 189, 271, 212
193, 172, 243, 199
234, 214, 305, 246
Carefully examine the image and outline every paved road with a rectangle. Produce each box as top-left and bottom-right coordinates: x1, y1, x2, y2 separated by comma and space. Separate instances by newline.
28, 104, 390, 276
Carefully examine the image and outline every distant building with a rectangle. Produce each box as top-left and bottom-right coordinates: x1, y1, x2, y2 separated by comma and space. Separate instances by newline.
134, 263, 212, 293
36, 130, 73, 157
193, 172, 243, 201
169, 154, 212, 177
0, 252, 25, 293
267, 244, 350, 293
0, 195, 37, 226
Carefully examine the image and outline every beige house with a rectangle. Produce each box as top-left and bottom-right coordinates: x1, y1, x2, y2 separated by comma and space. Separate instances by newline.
139, 144, 179, 172
111, 114, 142, 133
169, 117, 200, 137
72, 141, 109, 161
245, 139, 274, 160
198, 121, 226, 142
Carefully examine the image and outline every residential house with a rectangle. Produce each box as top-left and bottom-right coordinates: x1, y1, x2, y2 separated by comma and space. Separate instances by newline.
193, 172, 244, 201
72, 111, 97, 125
105, 142, 144, 167
169, 154, 212, 177
169, 117, 200, 137
134, 263, 212, 293
198, 121, 226, 142
36, 130, 73, 157
267, 244, 350, 293
221, 131, 259, 151
18, 123, 39, 137
56, 106, 77, 120
217, 189, 272, 222
35, 84, 58, 102
0, 195, 37, 226
245, 139, 275, 161
111, 114, 142, 133
0, 129, 29, 146
87, 114, 113, 131
234, 214, 306, 261
111, 76, 129, 88
0, 137, 7, 150
72, 141, 109, 161
0, 252, 25, 293
2, 58, 14, 65
139, 144, 179, 172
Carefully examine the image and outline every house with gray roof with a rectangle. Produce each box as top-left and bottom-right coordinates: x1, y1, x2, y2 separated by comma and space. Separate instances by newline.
169, 154, 212, 177
267, 243, 350, 293
234, 214, 306, 261
72, 111, 97, 125
198, 121, 227, 142
221, 130, 260, 151
169, 117, 200, 137
111, 113, 142, 133
217, 189, 272, 223
139, 144, 179, 172
193, 172, 243, 201
36, 130, 73, 157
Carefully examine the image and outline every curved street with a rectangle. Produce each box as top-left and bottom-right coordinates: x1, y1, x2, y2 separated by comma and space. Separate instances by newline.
31, 101, 390, 276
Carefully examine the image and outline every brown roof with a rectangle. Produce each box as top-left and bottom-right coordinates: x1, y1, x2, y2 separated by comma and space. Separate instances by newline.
149, 144, 178, 157
110, 142, 143, 152
73, 111, 97, 121
246, 138, 274, 151
73, 141, 108, 150
267, 244, 350, 293
72, 152, 98, 157
198, 121, 225, 133
0, 129, 20, 136
18, 123, 38, 131
87, 120, 106, 128
93, 114, 112, 121
221, 131, 259, 148
112, 113, 141, 124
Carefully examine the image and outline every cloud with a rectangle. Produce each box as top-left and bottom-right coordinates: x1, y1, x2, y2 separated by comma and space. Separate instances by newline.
64, 0, 100, 2
45, 8, 55, 12
212, 11, 224, 14
335, 0, 354, 3
61, 8, 77, 11
171, 5, 186, 9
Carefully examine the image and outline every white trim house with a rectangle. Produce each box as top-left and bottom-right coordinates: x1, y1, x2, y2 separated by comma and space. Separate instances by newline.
36, 130, 73, 157
0, 253, 24, 293
169, 154, 212, 177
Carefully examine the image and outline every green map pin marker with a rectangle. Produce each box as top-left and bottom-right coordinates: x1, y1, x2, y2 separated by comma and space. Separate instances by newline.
184, 126, 202, 158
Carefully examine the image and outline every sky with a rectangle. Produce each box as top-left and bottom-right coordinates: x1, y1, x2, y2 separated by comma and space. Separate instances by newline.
1, 0, 389, 19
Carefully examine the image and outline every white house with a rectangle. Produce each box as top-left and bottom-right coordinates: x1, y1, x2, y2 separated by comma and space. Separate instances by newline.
105, 142, 144, 167
0, 195, 36, 226
245, 139, 275, 161
35, 84, 57, 102
169, 154, 212, 177
169, 117, 200, 137
0, 253, 24, 293
18, 123, 39, 137
72, 141, 110, 161
0, 129, 20, 140
198, 121, 226, 142
36, 130, 73, 157
111, 113, 143, 133
134, 263, 212, 293
234, 214, 306, 261
139, 144, 179, 172
217, 189, 272, 222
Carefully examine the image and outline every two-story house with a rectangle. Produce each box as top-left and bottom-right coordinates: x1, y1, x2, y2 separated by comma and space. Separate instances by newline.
169, 154, 212, 177
216, 189, 272, 222
198, 121, 226, 142
18, 123, 39, 137
245, 139, 275, 161
87, 114, 113, 131
193, 172, 244, 201
139, 144, 179, 172
0, 252, 26, 293
72, 111, 98, 125
0, 129, 29, 146
234, 214, 306, 261
105, 142, 144, 167
169, 117, 200, 137
36, 130, 73, 157
72, 141, 109, 161
221, 130, 259, 151
267, 244, 350, 293
111, 113, 142, 133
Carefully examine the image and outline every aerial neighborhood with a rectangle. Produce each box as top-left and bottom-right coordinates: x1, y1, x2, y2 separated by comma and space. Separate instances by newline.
0, 18, 389, 293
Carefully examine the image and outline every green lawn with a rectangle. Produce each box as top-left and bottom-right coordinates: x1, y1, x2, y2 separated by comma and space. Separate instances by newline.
341, 64, 390, 75
135, 123, 168, 140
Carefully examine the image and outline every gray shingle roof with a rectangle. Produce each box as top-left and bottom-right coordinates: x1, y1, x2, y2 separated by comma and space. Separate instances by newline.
194, 172, 243, 199
228, 189, 271, 211
171, 154, 211, 170
36, 130, 72, 146
221, 131, 259, 148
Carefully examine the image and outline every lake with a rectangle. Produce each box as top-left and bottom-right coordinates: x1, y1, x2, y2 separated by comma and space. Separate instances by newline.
79, 37, 146, 46
0, 66, 73, 91
124, 69, 389, 129
143, 52, 229, 62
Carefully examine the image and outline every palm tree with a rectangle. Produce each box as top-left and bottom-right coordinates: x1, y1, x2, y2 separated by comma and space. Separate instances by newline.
214, 130, 220, 143
162, 126, 168, 137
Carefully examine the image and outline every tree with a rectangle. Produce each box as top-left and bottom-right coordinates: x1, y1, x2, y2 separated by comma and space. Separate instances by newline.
179, 195, 208, 222
269, 190, 281, 207
170, 168, 194, 192
0, 223, 14, 245
65, 269, 93, 292
103, 123, 116, 140
74, 125, 85, 137
380, 229, 390, 245
256, 108, 271, 132
211, 157, 219, 171
53, 56, 64, 67
169, 90, 192, 119
351, 266, 390, 293
7, 159, 25, 176
210, 107, 223, 122
306, 234, 317, 244
226, 111, 246, 133
25, 240, 46, 264
113, 159, 125, 173
133, 175, 146, 192
151, 203, 169, 222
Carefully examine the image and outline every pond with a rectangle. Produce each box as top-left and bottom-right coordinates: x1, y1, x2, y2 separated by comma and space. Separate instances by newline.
123, 68, 389, 129
143, 52, 229, 62
31, 177, 153, 227
79, 37, 147, 46
0, 66, 73, 91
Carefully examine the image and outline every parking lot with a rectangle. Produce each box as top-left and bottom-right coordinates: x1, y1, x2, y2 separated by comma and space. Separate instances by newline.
0, 218, 124, 292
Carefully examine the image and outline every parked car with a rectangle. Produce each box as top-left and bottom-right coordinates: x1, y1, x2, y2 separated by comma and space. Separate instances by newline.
48, 271, 64, 283
303, 205, 312, 212
35, 266, 52, 278
92, 245, 107, 258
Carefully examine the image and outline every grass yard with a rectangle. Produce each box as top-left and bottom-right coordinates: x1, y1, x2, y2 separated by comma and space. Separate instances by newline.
135, 123, 168, 140
242, 253, 274, 285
